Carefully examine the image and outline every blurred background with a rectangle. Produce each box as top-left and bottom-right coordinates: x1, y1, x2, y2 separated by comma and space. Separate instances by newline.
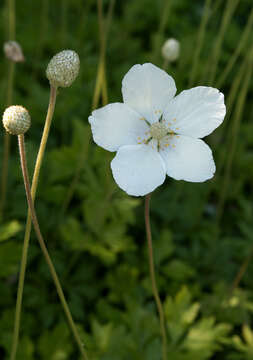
0, 0, 253, 359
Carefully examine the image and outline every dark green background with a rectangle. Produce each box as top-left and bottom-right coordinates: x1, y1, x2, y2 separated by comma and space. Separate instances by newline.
0, 0, 253, 359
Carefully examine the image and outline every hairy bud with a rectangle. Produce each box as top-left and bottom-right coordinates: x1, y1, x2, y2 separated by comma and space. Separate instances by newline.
3, 106, 31, 135
161, 38, 180, 62
3, 41, 25, 63
46, 50, 80, 88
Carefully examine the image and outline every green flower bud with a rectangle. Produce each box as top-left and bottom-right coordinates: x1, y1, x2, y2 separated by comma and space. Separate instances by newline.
161, 38, 180, 62
46, 50, 80, 88
2, 105, 31, 135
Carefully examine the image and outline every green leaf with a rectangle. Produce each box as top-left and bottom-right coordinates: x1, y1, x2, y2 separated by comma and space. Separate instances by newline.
0, 220, 23, 242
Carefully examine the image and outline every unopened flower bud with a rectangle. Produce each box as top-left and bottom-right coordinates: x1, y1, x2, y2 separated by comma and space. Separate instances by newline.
2, 106, 31, 135
161, 38, 180, 62
46, 50, 80, 88
3, 41, 25, 63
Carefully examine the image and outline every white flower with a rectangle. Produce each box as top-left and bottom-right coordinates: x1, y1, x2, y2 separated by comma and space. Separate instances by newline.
161, 38, 180, 62
89, 63, 226, 197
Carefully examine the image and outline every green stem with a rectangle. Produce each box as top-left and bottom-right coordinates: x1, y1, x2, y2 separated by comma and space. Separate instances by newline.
0, 60, 14, 219
217, 7, 253, 88
61, 0, 68, 47
0, 0, 16, 220
17, 135, 88, 360
145, 194, 167, 360
206, 0, 240, 85
152, 0, 172, 64
231, 248, 253, 293
0, 61, 15, 218
61, 0, 115, 214
216, 49, 253, 224
8, 0, 15, 39
10, 86, 57, 360
188, 0, 211, 87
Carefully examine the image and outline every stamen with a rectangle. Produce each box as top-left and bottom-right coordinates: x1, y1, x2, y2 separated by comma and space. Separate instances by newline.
150, 122, 168, 140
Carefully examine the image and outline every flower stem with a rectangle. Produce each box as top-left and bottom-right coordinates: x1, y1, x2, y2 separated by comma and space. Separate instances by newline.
206, 0, 240, 85
144, 194, 167, 360
217, 6, 253, 88
10, 85, 57, 360
152, 0, 172, 65
188, 0, 211, 87
0, 0, 16, 220
17, 134, 88, 360
61, 0, 115, 214
216, 49, 253, 224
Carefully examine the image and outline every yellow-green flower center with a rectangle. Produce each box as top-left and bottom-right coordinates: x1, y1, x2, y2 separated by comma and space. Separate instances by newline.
150, 122, 167, 140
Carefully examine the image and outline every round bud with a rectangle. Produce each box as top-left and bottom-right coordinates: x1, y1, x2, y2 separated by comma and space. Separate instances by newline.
2, 106, 31, 135
46, 50, 80, 88
161, 38, 180, 62
3, 41, 25, 63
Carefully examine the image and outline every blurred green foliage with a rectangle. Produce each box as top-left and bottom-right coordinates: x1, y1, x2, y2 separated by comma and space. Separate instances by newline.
0, 0, 253, 359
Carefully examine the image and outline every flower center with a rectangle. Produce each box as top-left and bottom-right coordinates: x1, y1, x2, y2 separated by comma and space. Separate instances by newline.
150, 122, 168, 140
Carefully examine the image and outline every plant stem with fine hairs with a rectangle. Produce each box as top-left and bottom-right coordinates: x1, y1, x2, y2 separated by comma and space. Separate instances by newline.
145, 194, 167, 360
10, 86, 57, 360
17, 134, 88, 360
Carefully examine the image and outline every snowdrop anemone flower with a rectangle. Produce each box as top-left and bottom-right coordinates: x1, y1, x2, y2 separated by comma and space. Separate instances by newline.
89, 63, 226, 196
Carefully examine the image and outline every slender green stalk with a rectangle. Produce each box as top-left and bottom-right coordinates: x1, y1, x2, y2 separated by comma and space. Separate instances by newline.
152, 0, 172, 65
217, 7, 253, 88
61, 0, 68, 47
10, 86, 57, 360
215, 57, 247, 175
0, 61, 15, 219
0, 0, 16, 219
61, 0, 115, 214
216, 50, 253, 224
17, 135, 88, 360
231, 248, 253, 293
194, 50, 249, 228
145, 194, 167, 360
35, 0, 49, 63
228, 49, 253, 290
206, 0, 240, 85
188, 0, 212, 87
8, 0, 15, 39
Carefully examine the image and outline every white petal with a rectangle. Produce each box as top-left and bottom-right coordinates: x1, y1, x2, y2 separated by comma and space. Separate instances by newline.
111, 144, 166, 196
159, 135, 215, 182
122, 63, 176, 125
88, 103, 149, 152
163, 86, 226, 138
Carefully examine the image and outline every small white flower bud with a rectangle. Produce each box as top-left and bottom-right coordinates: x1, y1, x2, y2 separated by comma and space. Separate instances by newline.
46, 50, 80, 88
3, 41, 25, 63
161, 38, 180, 62
2, 106, 31, 135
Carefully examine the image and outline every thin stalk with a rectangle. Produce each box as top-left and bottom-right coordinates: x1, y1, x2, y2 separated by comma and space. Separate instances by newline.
145, 194, 167, 360
217, 6, 253, 88
194, 51, 249, 228
0, 61, 15, 219
17, 135, 88, 360
206, 0, 240, 85
61, 0, 68, 47
10, 86, 58, 360
216, 51, 252, 224
188, 0, 212, 87
61, 0, 115, 214
152, 0, 172, 64
35, 0, 49, 64
8, 0, 15, 39
215, 56, 247, 174
231, 248, 253, 293
229, 52, 253, 289
0, 0, 16, 219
